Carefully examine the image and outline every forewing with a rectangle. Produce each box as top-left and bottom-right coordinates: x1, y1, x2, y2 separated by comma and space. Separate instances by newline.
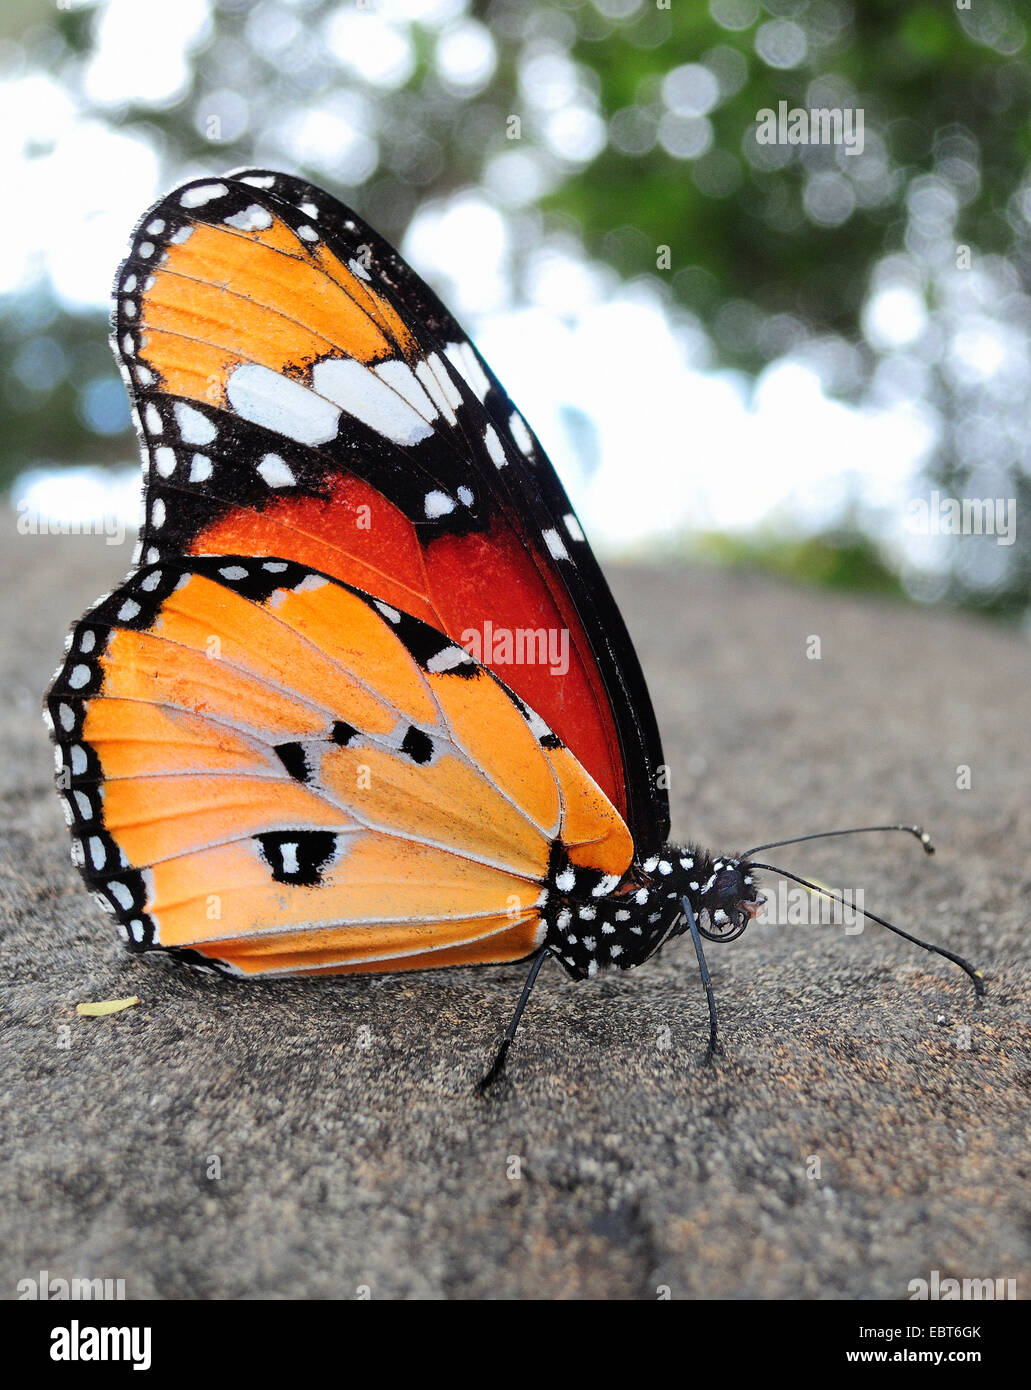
111, 170, 669, 852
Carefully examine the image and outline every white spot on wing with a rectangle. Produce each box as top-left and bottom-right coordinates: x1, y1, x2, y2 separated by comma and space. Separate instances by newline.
181, 182, 229, 208
173, 402, 217, 444
257, 453, 296, 489
312, 359, 434, 445
423, 490, 454, 519
226, 364, 341, 446
109, 881, 134, 911
373, 360, 438, 423
444, 340, 491, 401
225, 204, 273, 232
426, 645, 472, 673
415, 354, 460, 422
542, 528, 569, 561
509, 411, 534, 454
483, 424, 506, 468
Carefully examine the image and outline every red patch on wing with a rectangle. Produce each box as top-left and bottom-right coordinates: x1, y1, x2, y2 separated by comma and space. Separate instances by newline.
193, 478, 626, 819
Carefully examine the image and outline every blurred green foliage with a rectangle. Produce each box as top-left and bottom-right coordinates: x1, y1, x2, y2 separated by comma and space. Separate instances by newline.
688, 529, 905, 599
557, 1, 1031, 374
3, 0, 1030, 621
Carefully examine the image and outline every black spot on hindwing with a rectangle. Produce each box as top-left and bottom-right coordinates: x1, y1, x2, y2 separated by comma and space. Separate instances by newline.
257, 831, 339, 886
274, 742, 311, 783
400, 726, 433, 765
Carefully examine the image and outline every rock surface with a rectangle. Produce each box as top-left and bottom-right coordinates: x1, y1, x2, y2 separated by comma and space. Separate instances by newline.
2, 526, 1027, 1300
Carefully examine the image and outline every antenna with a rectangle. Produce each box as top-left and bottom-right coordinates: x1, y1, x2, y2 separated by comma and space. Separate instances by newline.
749, 859, 984, 1000
743, 824, 934, 858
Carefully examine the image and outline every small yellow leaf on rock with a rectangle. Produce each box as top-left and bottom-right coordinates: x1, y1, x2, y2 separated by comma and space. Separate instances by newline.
76, 996, 140, 1017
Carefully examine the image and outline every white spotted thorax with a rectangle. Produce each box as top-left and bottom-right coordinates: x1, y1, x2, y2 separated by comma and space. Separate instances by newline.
540, 846, 764, 979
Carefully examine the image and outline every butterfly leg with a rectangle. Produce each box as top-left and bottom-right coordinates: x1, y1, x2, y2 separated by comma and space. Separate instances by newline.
682, 895, 722, 1063
477, 948, 554, 1094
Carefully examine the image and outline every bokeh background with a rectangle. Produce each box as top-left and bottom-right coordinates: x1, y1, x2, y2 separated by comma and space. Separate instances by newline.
3, 0, 1031, 622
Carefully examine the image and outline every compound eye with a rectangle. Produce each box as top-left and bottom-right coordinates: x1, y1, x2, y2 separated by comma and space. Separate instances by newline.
715, 868, 741, 900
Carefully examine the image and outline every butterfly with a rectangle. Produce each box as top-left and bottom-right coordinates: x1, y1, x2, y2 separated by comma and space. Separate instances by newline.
44, 170, 982, 1085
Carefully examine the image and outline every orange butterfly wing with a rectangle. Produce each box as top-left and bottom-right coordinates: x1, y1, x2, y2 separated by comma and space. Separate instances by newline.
47, 557, 633, 976
112, 171, 669, 854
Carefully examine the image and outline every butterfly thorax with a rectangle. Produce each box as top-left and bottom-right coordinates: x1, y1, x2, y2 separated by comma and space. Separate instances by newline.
541, 845, 763, 980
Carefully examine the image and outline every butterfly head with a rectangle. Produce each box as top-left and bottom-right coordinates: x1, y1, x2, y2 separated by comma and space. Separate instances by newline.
688, 854, 765, 943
